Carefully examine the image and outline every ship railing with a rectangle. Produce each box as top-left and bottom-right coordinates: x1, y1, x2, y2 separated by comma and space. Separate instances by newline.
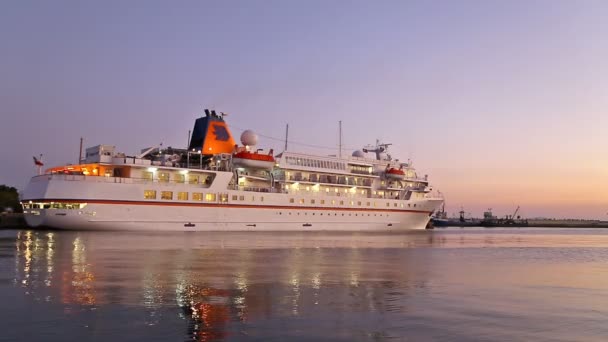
231, 185, 277, 193
37, 174, 214, 187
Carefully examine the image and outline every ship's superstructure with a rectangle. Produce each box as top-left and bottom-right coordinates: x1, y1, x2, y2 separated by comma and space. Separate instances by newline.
21, 109, 443, 231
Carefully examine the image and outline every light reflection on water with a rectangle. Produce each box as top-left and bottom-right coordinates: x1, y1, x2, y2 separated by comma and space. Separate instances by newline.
1, 228, 608, 341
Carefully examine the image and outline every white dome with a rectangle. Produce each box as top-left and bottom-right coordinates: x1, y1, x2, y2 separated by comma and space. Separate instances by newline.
240, 130, 258, 146
352, 150, 365, 158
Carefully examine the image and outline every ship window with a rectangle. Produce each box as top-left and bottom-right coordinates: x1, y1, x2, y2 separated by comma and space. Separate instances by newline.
394, 203, 398, 207
320, 200, 325, 204
142, 171, 153, 181
331, 200, 336, 205
175, 174, 185, 183
386, 202, 390, 207
408, 204, 411, 207
400, 203, 404, 208
357, 201, 362, 206
290, 198, 295, 203
188, 175, 200, 184
311, 199, 315, 204
366, 202, 370, 206
413, 204, 417, 207
192, 193, 203, 201
239, 195, 245, 201
340, 201, 344, 205
219, 193, 228, 202
299, 199, 305, 204
158, 172, 170, 183
161, 191, 173, 200
205, 193, 217, 202
177, 192, 188, 200
260, 196, 264, 202
232, 195, 238, 201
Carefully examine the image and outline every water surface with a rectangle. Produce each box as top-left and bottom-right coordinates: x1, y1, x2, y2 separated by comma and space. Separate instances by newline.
1, 228, 607, 341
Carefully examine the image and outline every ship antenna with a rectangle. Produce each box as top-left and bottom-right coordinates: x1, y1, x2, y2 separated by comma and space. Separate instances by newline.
339, 120, 342, 158
284, 123, 289, 152
78, 137, 83, 164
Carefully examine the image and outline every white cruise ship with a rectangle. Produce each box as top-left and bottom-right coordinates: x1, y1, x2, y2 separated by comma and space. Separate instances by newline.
21, 110, 443, 231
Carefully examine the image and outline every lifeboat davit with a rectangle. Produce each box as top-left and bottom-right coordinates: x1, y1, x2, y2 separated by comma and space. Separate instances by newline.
385, 168, 405, 180
232, 151, 275, 170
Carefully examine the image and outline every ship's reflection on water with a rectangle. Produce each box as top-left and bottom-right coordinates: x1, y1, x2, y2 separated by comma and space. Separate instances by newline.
6, 229, 608, 341
9, 230, 440, 341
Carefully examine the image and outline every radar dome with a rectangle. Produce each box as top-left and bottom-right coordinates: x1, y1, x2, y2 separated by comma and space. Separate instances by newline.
352, 150, 365, 158
240, 130, 258, 146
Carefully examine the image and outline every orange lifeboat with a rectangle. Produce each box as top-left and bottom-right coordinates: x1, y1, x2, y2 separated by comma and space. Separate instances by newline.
232, 150, 275, 170
385, 167, 405, 180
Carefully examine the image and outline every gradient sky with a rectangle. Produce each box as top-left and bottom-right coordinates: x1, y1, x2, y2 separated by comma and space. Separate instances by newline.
1, 1, 607, 219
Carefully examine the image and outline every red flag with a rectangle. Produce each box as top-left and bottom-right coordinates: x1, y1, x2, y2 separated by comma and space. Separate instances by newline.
33, 156, 43, 166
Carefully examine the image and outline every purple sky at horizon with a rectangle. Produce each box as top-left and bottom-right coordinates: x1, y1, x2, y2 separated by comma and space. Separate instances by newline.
1, 1, 607, 219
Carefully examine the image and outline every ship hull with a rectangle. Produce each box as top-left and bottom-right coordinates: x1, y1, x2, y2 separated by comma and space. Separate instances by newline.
23, 202, 437, 231
21, 172, 442, 232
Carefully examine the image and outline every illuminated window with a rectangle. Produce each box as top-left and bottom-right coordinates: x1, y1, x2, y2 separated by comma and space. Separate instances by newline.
144, 190, 156, 199
299, 199, 305, 204
188, 175, 200, 184
178, 192, 188, 200
219, 193, 228, 202
350, 201, 354, 205
320, 200, 325, 204
142, 171, 153, 181
158, 172, 170, 183
205, 193, 217, 202
161, 191, 173, 200
192, 193, 203, 201
331, 200, 336, 205
174, 174, 185, 183
400, 203, 404, 208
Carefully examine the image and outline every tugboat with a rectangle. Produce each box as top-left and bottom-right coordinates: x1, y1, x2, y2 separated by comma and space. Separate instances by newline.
480, 206, 528, 227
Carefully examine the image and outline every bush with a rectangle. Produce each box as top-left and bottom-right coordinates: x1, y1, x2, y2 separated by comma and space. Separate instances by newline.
0, 185, 22, 213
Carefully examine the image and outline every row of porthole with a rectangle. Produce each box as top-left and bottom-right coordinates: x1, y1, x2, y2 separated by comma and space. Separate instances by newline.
277, 212, 388, 217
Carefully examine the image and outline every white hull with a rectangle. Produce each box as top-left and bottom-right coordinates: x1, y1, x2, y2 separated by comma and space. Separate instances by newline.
22, 174, 441, 231
24, 203, 435, 231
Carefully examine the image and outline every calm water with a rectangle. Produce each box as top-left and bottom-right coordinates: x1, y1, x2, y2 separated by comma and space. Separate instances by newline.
1, 228, 608, 341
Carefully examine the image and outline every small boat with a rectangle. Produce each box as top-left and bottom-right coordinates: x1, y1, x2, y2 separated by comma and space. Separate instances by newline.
232, 150, 275, 170
385, 168, 405, 180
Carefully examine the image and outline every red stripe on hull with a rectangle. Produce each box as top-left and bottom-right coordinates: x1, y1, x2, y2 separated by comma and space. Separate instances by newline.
23, 199, 432, 214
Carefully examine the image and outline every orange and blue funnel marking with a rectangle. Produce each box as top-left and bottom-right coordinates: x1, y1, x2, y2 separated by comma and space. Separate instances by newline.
189, 109, 236, 155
